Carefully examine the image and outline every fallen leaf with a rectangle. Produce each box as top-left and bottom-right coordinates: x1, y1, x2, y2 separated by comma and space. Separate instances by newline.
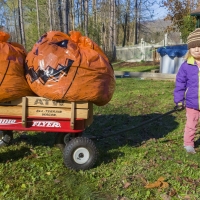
137, 175, 147, 185
160, 182, 169, 188
30, 148, 36, 153
123, 182, 131, 188
168, 188, 176, 197
145, 180, 161, 188
160, 193, 171, 200
101, 178, 107, 182
98, 183, 103, 189
26, 154, 39, 159
54, 179, 60, 183
158, 177, 165, 182
145, 177, 169, 189
183, 195, 191, 200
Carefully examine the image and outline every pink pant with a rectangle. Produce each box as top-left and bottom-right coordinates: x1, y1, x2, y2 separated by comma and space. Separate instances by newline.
184, 107, 200, 147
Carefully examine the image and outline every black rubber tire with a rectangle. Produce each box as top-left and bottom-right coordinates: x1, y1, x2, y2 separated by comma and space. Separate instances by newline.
55, 132, 82, 151
0, 130, 13, 147
63, 137, 98, 170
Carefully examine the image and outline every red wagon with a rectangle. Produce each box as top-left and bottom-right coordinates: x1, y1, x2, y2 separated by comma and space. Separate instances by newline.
0, 96, 98, 170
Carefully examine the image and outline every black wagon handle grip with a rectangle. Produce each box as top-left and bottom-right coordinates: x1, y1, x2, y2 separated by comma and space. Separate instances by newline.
174, 105, 185, 111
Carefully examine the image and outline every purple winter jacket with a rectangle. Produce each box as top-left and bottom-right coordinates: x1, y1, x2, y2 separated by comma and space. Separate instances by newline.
174, 58, 200, 110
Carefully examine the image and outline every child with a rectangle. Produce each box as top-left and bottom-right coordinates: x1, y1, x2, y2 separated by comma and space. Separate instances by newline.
174, 28, 200, 154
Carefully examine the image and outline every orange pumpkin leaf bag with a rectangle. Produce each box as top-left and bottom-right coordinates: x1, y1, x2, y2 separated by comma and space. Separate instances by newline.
0, 31, 35, 102
25, 31, 115, 106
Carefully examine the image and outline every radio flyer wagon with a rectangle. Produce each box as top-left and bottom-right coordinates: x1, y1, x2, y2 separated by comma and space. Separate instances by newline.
0, 96, 97, 171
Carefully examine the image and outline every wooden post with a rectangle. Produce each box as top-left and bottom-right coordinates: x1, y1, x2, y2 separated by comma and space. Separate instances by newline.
85, 102, 93, 127
70, 102, 75, 129
22, 97, 27, 127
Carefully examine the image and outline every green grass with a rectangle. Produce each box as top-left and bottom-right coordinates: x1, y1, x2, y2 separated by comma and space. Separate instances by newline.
1, 78, 200, 199
112, 64, 159, 72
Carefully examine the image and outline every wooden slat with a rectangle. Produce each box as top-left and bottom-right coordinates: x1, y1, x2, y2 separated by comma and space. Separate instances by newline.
22, 97, 27, 127
0, 106, 22, 116
70, 102, 75, 129
0, 98, 22, 106
26, 97, 89, 108
85, 102, 93, 127
0, 106, 89, 119
0, 96, 89, 108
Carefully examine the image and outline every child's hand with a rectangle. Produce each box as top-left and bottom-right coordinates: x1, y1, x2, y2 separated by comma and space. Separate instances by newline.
174, 102, 185, 111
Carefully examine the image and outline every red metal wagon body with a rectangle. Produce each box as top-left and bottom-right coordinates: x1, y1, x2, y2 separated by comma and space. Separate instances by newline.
0, 96, 93, 132
0, 116, 86, 133
0, 96, 97, 171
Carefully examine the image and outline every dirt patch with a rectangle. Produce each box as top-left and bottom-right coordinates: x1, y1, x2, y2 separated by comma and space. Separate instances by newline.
113, 61, 160, 67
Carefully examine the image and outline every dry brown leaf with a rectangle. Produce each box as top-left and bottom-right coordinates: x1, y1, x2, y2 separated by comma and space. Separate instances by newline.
123, 182, 131, 188
168, 188, 176, 197
160, 194, 171, 200
54, 179, 60, 183
101, 178, 107, 182
119, 197, 128, 200
26, 154, 39, 159
158, 177, 165, 182
145, 177, 169, 189
183, 195, 191, 200
140, 176, 148, 185
145, 181, 161, 188
160, 182, 169, 188
135, 174, 147, 185
30, 148, 36, 153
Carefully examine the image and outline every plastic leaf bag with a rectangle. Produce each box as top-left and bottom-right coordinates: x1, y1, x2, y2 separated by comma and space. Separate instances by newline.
0, 31, 35, 102
25, 31, 115, 106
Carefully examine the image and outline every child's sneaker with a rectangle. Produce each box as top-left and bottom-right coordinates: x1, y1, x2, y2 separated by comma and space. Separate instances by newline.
184, 146, 196, 154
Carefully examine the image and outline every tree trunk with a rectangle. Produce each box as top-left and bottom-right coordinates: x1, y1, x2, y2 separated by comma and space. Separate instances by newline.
92, 0, 97, 24
35, 0, 40, 38
101, 22, 106, 52
122, 0, 130, 46
79, 0, 84, 31
134, 0, 138, 45
122, 13, 127, 47
113, 0, 117, 48
126, 0, 130, 44
11, 1, 19, 42
62, 0, 69, 33
48, 0, 53, 31
70, 0, 75, 30
58, 0, 63, 32
51, 0, 56, 29
84, 0, 88, 36
13, 8, 19, 43
77, 1, 80, 25
109, 0, 116, 60
18, 0, 26, 47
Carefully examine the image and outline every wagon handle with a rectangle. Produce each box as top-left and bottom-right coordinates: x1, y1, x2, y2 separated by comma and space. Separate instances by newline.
174, 104, 185, 111
95, 106, 184, 140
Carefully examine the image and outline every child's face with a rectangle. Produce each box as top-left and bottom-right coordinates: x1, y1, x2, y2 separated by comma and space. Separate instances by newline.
190, 47, 200, 59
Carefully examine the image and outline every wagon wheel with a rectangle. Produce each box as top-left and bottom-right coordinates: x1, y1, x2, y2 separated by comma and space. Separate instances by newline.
0, 130, 13, 147
55, 132, 82, 151
63, 137, 98, 171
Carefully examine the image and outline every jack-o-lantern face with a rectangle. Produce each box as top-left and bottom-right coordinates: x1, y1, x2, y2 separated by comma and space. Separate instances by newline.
0, 31, 35, 102
25, 31, 115, 106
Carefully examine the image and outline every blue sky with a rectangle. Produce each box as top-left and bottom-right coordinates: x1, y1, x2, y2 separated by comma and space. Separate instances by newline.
152, 3, 168, 20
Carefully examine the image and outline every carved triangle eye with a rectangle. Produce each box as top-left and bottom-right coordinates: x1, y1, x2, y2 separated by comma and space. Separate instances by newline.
53, 40, 69, 48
